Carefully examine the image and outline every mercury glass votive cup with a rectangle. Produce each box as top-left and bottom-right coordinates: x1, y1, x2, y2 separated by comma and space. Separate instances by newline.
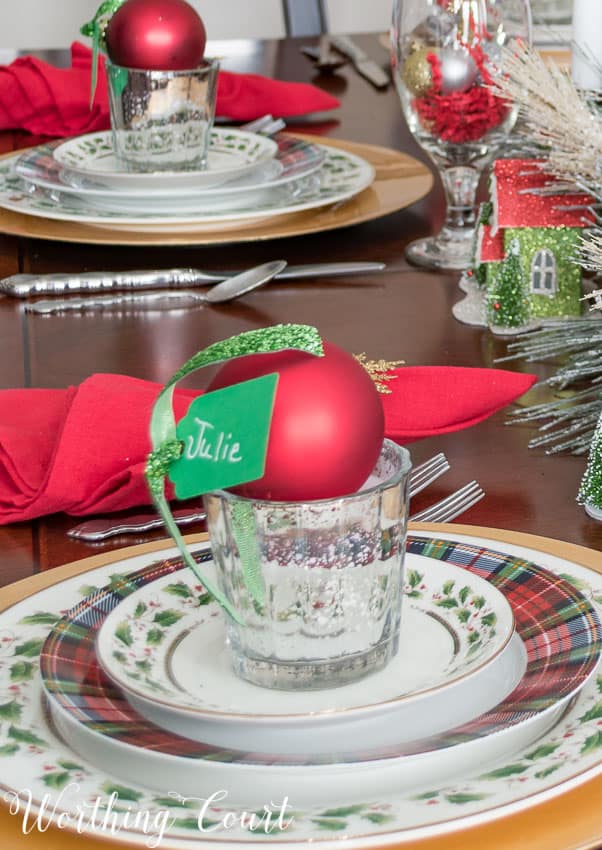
106, 59, 219, 172
203, 440, 412, 690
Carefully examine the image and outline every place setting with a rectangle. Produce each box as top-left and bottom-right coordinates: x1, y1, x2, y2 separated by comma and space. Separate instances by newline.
1, 322, 601, 850
0, 0, 431, 244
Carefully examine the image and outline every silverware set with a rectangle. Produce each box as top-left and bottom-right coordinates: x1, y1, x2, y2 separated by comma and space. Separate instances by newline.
67, 452, 484, 541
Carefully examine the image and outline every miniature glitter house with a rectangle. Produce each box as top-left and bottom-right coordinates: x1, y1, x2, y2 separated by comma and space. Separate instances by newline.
473, 159, 594, 331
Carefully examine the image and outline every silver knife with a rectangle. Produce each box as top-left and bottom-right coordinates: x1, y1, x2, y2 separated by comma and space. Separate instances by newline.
329, 35, 391, 89
0, 261, 386, 298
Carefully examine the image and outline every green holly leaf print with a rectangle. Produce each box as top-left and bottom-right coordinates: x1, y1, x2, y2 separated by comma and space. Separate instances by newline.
173, 817, 206, 830
8, 726, 46, 746
153, 796, 198, 809
471, 595, 486, 609
13, 638, 44, 657
445, 793, 489, 804
459, 586, 471, 604
524, 743, 561, 760
413, 791, 439, 800
581, 730, 602, 754
0, 744, 19, 756
442, 580, 456, 596
133, 601, 147, 618
362, 812, 394, 824
153, 610, 183, 627
406, 570, 423, 588
78, 584, 100, 597
436, 597, 459, 609
114, 622, 133, 647
10, 661, 34, 682
57, 760, 85, 771
456, 608, 471, 623
535, 765, 561, 779
42, 772, 71, 789
0, 700, 22, 722
480, 612, 497, 627
579, 702, 602, 723
311, 819, 348, 831
480, 763, 529, 779
318, 805, 365, 817
164, 582, 194, 599
597, 676, 602, 694
101, 782, 144, 802
18, 612, 60, 626
198, 592, 213, 606
146, 628, 165, 645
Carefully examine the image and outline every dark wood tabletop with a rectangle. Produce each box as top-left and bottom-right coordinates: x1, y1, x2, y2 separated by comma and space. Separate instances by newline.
1, 35, 600, 590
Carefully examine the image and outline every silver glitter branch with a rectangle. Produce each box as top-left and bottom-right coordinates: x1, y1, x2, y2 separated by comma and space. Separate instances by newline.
492, 43, 602, 191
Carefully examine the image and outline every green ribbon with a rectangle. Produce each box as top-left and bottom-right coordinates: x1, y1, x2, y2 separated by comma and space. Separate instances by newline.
81, 0, 127, 106
146, 324, 324, 624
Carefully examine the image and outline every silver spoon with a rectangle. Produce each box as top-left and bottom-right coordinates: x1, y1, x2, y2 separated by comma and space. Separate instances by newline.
24, 260, 287, 314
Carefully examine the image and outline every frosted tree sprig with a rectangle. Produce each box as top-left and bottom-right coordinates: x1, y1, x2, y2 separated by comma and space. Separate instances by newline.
491, 43, 602, 192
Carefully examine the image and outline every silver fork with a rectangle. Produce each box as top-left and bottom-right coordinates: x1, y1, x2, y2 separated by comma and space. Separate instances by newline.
410, 481, 485, 523
67, 452, 452, 541
408, 452, 449, 498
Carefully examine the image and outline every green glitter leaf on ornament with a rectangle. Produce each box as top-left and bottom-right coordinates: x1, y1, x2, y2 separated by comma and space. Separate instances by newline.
81, 0, 127, 106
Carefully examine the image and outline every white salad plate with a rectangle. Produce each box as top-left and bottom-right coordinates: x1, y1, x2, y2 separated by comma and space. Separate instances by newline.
94, 557, 521, 753
0, 146, 374, 230
1, 530, 601, 848
37, 535, 601, 807
15, 134, 326, 213
52, 129, 278, 190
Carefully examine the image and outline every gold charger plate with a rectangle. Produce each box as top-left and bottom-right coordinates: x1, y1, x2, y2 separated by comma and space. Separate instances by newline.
0, 523, 600, 850
0, 136, 432, 246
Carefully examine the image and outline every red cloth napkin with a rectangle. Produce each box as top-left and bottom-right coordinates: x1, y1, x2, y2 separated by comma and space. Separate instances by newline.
0, 368, 536, 524
0, 43, 340, 137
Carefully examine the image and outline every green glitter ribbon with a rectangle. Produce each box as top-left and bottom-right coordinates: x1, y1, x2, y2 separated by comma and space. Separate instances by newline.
80, 0, 126, 106
146, 324, 324, 623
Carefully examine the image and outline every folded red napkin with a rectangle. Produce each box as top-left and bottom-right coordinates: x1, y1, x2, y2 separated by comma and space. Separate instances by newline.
0, 368, 535, 524
0, 43, 340, 138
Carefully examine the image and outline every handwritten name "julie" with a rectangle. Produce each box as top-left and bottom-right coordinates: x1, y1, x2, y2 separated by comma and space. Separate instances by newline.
184, 418, 242, 464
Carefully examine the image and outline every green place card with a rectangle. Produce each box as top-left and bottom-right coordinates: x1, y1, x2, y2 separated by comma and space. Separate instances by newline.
168, 373, 278, 499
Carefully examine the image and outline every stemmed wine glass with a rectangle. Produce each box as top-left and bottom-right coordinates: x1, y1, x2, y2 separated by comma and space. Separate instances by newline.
391, 0, 532, 270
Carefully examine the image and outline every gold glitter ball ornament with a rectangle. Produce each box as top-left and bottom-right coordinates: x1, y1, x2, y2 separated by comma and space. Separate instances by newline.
402, 48, 436, 97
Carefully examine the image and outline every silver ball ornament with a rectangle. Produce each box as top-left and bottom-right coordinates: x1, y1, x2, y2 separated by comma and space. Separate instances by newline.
437, 48, 478, 94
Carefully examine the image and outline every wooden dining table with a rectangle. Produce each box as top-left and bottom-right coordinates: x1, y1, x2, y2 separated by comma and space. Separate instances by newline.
0, 33, 601, 850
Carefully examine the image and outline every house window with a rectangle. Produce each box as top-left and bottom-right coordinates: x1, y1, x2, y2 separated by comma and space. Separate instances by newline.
530, 249, 557, 296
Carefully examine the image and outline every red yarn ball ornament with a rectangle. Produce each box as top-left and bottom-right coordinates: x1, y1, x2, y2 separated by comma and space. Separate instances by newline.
106, 0, 207, 70
207, 341, 385, 502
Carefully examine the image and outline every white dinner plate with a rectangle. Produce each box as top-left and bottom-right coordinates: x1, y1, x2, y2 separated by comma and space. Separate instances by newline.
0, 147, 375, 229
52, 129, 278, 190
94, 556, 520, 753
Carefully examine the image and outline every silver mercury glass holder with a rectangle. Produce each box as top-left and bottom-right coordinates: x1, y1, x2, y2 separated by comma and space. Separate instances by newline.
106, 58, 220, 172
203, 440, 412, 691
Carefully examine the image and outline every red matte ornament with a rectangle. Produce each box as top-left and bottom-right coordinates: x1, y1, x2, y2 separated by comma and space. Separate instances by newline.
105, 0, 206, 70
207, 341, 385, 502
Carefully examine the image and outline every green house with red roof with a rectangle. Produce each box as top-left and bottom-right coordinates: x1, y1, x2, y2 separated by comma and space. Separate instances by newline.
473, 159, 594, 331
